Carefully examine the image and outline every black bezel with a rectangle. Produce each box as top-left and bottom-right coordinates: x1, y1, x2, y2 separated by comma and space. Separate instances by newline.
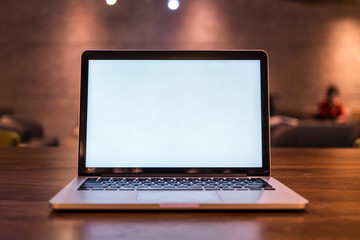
78, 50, 270, 177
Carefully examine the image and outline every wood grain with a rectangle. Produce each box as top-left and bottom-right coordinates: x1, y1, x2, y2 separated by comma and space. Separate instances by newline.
0, 147, 359, 240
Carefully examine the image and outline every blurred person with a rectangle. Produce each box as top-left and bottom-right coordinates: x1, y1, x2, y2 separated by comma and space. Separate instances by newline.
317, 85, 346, 123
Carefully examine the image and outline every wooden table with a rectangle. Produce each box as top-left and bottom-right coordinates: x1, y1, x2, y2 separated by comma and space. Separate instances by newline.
0, 147, 359, 240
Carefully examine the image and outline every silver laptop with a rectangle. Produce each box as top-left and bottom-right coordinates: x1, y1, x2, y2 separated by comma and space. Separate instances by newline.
50, 50, 308, 210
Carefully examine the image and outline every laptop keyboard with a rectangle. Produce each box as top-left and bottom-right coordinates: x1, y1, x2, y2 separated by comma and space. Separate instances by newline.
78, 177, 275, 191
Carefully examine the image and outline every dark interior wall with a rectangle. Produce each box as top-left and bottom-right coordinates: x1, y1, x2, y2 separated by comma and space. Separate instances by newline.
0, 0, 359, 142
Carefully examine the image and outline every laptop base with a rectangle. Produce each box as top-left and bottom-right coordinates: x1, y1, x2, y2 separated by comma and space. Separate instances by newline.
50, 177, 308, 210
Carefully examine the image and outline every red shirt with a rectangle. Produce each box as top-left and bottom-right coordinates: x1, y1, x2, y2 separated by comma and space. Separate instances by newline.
318, 98, 345, 122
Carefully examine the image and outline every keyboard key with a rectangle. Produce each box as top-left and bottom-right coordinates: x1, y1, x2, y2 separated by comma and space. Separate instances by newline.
119, 187, 135, 190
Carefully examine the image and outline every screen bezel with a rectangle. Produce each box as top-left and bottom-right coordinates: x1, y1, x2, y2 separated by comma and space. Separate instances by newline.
78, 50, 270, 177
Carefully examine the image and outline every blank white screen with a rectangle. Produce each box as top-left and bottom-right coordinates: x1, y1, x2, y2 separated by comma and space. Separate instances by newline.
86, 60, 262, 168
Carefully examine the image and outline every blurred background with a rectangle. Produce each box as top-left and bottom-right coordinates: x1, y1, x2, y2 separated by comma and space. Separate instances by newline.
0, 0, 359, 147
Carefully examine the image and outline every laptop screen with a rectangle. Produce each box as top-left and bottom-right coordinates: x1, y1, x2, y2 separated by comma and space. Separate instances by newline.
85, 59, 263, 168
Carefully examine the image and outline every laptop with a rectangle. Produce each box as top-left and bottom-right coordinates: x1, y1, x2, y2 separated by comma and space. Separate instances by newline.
49, 50, 308, 210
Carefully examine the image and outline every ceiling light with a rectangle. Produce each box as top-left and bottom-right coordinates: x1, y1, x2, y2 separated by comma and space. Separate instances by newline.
168, 0, 180, 10
106, 0, 117, 5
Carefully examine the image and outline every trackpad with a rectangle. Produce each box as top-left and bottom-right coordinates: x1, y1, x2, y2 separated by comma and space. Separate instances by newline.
137, 191, 221, 203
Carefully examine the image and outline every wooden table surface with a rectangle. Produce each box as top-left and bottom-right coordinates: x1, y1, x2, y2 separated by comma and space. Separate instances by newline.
0, 147, 359, 240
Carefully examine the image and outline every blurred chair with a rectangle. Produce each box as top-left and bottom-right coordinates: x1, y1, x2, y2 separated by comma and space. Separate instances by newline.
0, 130, 20, 147
271, 121, 360, 148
